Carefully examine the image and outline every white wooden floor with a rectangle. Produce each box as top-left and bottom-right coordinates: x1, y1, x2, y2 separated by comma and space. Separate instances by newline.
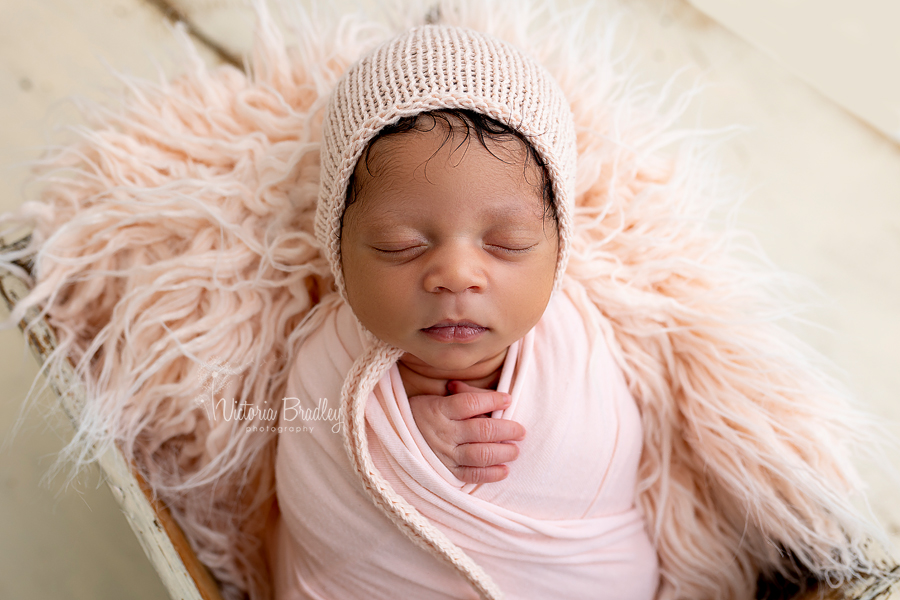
1, 1, 898, 598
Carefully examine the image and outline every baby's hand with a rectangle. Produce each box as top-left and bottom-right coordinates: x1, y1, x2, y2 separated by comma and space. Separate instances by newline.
408, 380, 526, 484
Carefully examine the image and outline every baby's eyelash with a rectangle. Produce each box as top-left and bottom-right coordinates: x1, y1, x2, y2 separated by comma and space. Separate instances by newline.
372, 245, 426, 255
486, 244, 536, 255
371, 243, 536, 257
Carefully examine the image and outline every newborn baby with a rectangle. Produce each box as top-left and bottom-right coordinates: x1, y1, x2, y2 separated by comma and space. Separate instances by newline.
266, 24, 659, 600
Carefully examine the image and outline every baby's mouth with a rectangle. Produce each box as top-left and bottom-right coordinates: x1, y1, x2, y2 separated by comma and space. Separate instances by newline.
420, 320, 487, 343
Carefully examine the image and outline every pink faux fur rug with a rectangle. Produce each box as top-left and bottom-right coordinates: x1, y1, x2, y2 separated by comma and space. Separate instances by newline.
0, 2, 890, 599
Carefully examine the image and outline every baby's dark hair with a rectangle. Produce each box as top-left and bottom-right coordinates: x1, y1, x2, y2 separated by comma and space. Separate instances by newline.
342, 108, 557, 229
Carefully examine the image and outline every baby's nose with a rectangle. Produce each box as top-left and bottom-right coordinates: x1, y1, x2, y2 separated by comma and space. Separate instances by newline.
423, 242, 486, 293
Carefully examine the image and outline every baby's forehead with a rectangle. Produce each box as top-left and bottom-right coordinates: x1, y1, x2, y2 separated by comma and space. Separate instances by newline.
340, 111, 555, 233
354, 122, 543, 192
356, 141, 544, 211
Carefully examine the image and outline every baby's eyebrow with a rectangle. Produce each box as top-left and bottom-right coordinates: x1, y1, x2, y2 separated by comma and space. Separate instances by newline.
361, 207, 415, 229
479, 198, 546, 223
366, 203, 543, 230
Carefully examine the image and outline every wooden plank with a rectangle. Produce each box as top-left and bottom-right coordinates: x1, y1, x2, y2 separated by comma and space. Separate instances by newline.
0, 240, 222, 600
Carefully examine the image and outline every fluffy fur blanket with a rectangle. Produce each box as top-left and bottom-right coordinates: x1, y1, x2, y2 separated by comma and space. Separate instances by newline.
0, 1, 888, 599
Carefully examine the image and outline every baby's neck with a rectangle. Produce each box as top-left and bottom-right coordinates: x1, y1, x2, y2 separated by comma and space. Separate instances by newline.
397, 350, 507, 397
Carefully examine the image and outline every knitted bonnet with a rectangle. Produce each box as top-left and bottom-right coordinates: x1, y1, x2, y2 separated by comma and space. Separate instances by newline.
316, 23, 578, 295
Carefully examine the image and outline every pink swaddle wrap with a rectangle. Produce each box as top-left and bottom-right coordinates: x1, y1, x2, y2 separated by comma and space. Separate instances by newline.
268, 277, 659, 599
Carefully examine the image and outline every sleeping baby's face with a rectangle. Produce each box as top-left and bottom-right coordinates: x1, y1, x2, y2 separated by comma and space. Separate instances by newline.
340, 113, 558, 388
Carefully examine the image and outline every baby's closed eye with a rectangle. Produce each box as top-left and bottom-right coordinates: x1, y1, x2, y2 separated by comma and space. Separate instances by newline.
368, 239, 429, 260
372, 243, 427, 253
483, 241, 539, 255
483, 232, 545, 256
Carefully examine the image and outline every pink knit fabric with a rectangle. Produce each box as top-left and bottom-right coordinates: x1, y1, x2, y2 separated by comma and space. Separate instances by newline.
269, 277, 659, 599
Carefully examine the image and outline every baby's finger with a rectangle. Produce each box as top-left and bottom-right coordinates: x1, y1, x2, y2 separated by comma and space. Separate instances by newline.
454, 441, 520, 468
443, 390, 511, 420
456, 415, 526, 444
447, 380, 492, 395
452, 465, 510, 485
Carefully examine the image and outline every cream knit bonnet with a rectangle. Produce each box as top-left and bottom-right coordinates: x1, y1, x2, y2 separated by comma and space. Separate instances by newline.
314, 25, 578, 600
316, 23, 578, 296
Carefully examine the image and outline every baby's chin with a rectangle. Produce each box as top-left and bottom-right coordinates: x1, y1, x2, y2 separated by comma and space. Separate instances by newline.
398, 346, 509, 384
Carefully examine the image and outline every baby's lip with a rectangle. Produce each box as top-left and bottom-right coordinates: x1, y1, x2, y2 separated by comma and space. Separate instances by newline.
423, 319, 486, 330
420, 320, 488, 343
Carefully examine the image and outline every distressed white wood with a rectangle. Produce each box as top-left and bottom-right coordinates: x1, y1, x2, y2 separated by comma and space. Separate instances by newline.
0, 252, 222, 600
687, 0, 900, 143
